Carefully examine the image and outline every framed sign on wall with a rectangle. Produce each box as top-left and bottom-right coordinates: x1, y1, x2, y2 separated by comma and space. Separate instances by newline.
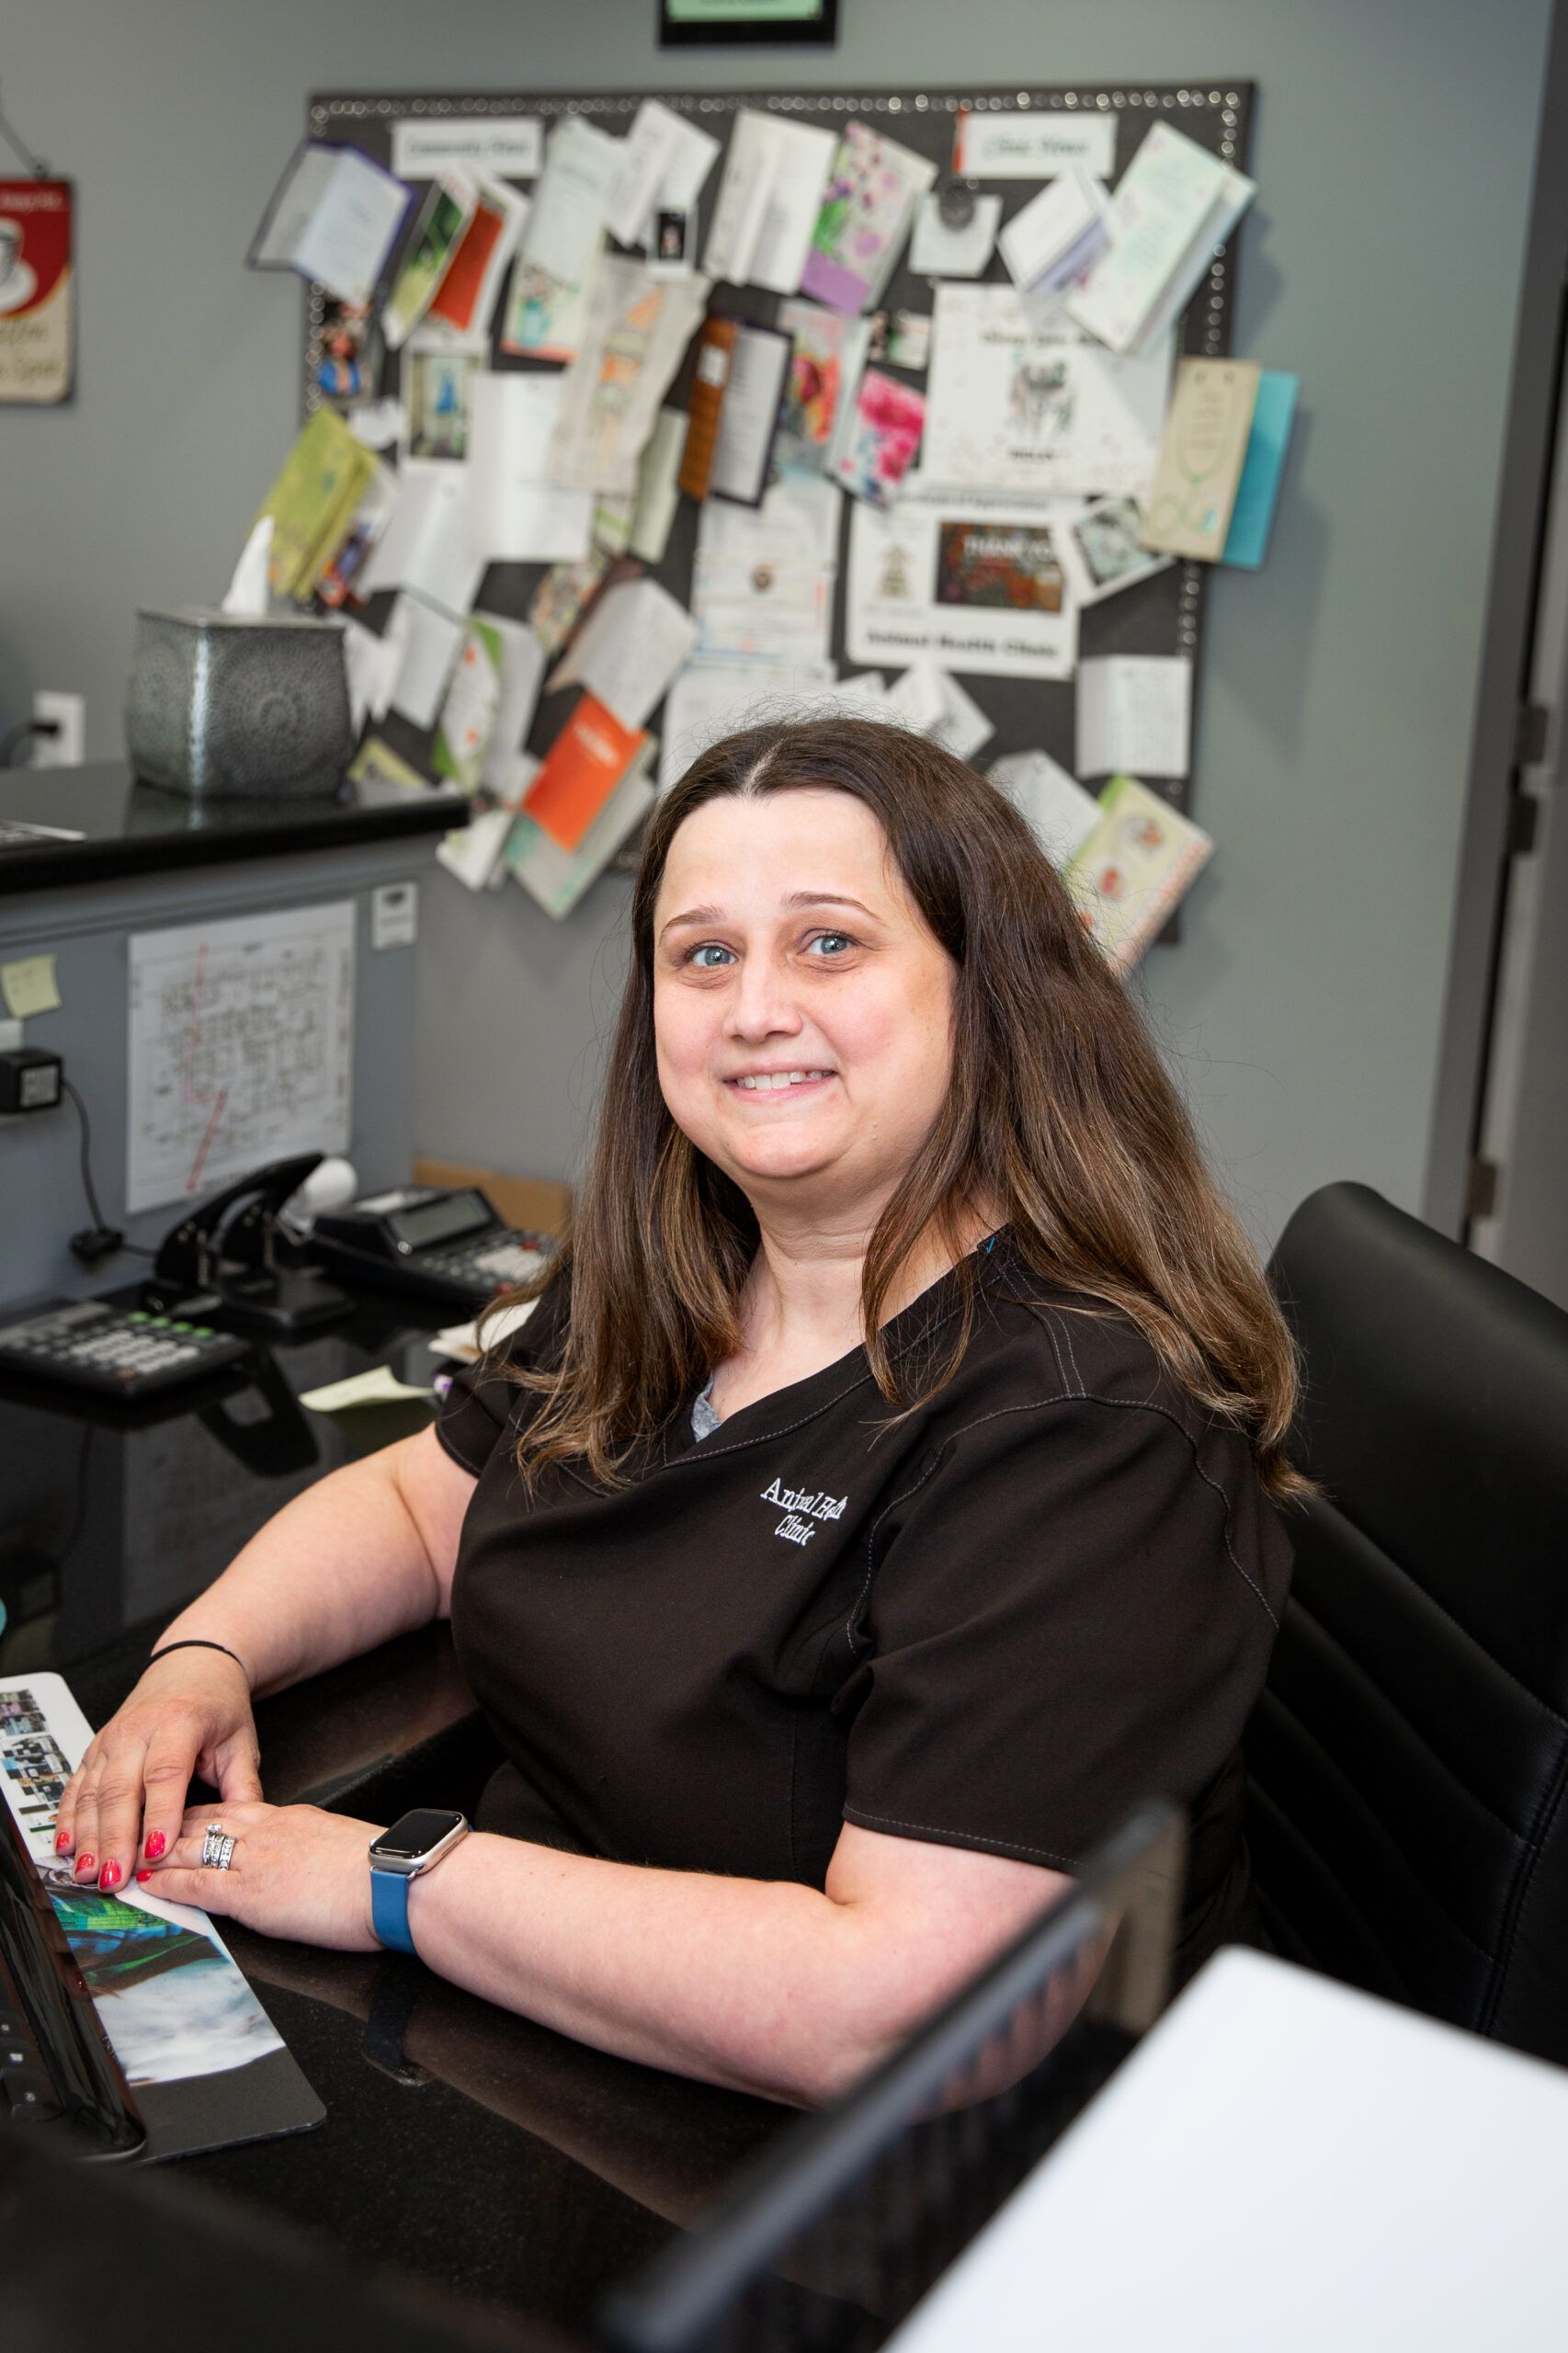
658, 0, 839, 45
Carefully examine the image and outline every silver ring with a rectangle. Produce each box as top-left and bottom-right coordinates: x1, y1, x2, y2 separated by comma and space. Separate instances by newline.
213, 1834, 235, 1872
201, 1823, 226, 1868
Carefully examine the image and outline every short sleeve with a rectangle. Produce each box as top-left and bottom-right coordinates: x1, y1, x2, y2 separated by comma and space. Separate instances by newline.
435, 1279, 569, 1478
842, 1394, 1281, 1872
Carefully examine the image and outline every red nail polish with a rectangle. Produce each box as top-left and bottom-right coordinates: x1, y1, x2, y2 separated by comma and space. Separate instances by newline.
75, 1854, 96, 1877
135, 1870, 152, 1884
144, 1830, 165, 1860
54, 1829, 71, 1853
99, 1860, 121, 1891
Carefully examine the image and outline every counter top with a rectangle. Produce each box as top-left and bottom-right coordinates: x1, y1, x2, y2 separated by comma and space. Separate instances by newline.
0, 761, 466, 894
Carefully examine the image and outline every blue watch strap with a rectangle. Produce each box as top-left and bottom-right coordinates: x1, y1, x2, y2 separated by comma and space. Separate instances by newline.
370, 1866, 418, 1956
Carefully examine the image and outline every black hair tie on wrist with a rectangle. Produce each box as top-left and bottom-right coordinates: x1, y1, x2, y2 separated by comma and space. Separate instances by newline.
147, 1637, 249, 1682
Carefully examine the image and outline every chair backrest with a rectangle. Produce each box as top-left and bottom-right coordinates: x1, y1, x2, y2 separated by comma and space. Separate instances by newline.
597, 1804, 1185, 2353
1250, 1181, 1568, 2063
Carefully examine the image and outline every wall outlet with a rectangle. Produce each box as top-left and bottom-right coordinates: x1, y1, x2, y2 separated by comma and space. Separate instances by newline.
32, 690, 85, 767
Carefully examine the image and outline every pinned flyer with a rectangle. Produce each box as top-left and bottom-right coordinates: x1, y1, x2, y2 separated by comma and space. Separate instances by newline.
522, 692, 648, 852
1065, 774, 1213, 971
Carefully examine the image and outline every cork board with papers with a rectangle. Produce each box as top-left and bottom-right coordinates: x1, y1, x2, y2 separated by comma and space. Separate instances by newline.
289, 81, 1256, 938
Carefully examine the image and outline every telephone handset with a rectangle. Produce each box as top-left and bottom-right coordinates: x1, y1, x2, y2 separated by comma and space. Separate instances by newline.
142, 1153, 353, 1336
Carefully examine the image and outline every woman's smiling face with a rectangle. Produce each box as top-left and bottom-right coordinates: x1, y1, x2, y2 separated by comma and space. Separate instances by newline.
653, 788, 958, 1216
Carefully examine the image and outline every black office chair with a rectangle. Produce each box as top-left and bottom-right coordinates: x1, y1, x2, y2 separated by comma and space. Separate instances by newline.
1248, 1180, 1568, 2064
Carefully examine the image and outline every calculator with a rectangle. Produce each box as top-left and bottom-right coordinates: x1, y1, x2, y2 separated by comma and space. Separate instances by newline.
0, 1299, 253, 1401
311, 1187, 554, 1314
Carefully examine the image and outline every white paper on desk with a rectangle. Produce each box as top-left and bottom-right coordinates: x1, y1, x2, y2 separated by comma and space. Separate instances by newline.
693, 473, 843, 665
884, 661, 994, 764
1076, 654, 1192, 779
924, 285, 1173, 500
388, 594, 464, 729
999, 167, 1109, 301
703, 109, 781, 287
606, 97, 720, 248
476, 615, 548, 790
546, 577, 698, 731
520, 116, 620, 288
988, 747, 1103, 868
658, 658, 837, 790
430, 1295, 540, 1362
630, 407, 687, 563
710, 324, 791, 506
908, 193, 1002, 279
249, 141, 410, 307
467, 372, 594, 563
1067, 122, 1255, 356
360, 465, 484, 616
846, 483, 1078, 681
506, 743, 658, 918
550, 260, 710, 494
748, 119, 836, 295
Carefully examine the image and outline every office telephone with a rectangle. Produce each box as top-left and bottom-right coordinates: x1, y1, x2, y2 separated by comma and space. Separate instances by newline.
309, 1187, 552, 1313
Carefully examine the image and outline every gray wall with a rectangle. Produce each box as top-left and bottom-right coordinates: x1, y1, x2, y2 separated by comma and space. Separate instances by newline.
1, 0, 1554, 1249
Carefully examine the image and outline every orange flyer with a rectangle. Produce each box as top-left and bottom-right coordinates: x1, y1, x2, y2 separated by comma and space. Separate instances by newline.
427, 198, 505, 335
523, 693, 646, 852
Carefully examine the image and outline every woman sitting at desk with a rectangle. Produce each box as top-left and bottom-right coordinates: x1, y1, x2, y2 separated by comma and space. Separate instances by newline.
56, 720, 1301, 2109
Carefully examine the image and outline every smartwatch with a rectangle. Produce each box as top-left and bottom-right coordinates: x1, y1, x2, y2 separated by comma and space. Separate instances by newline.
368, 1808, 469, 1956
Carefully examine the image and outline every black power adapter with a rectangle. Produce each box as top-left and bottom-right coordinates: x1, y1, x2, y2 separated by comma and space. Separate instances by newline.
0, 1046, 63, 1115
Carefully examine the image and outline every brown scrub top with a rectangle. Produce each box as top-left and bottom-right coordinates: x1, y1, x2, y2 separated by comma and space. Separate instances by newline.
437, 1234, 1293, 1978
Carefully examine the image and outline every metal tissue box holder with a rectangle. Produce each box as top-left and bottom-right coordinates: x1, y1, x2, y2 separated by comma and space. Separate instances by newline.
125, 607, 355, 801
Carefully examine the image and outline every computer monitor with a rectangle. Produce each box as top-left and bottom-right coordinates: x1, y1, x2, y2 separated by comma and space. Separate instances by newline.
598, 1802, 1186, 2353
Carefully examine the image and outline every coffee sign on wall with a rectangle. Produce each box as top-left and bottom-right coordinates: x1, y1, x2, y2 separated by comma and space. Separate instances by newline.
0, 180, 74, 404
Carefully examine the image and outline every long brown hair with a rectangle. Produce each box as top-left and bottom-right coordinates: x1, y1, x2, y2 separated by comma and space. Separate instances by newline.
506, 716, 1312, 1505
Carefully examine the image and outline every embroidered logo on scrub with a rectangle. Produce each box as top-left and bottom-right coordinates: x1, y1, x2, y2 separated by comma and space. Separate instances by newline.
760, 1476, 847, 1547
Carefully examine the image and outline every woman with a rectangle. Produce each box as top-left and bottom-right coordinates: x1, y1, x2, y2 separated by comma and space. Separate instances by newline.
56, 720, 1302, 2109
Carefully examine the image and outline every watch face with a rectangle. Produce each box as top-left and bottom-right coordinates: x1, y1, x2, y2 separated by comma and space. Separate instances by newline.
373, 1808, 464, 1861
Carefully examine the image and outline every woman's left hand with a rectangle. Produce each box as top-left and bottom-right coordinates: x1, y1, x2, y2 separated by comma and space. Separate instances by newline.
138, 1800, 383, 1951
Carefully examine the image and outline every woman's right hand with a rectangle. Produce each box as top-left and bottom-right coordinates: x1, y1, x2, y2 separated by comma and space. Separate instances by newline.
54, 1647, 261, 1895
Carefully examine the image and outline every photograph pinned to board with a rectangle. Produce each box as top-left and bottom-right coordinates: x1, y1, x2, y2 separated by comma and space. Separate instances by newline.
845, 485, 1078, 680
867, 308, 931, 371
922, 284, 1173, 499
1056, 494, 1172, 608
315, 300, 381, 406
404, 344, 480, 461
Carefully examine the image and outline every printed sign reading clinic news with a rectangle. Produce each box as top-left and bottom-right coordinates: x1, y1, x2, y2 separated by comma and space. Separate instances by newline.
0, 179, 74, 404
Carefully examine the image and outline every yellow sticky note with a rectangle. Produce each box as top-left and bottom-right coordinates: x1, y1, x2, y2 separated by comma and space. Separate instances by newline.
0, 954, 62, 1020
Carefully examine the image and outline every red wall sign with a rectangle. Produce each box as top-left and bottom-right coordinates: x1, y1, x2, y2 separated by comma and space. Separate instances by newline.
0, 179, 74, 404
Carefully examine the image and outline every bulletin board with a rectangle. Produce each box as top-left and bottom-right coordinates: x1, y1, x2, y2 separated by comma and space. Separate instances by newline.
302, 80, 1254, 871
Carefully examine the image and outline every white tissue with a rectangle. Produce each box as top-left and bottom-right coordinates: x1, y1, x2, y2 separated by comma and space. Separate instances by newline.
221, 516, 275, 617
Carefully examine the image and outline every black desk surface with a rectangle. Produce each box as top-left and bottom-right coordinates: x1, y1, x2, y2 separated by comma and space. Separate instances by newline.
0, 760, 466, 894
0, 1290, 791, 2347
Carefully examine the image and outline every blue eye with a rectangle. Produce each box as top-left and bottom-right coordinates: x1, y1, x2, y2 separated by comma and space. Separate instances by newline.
688, 943, 735, 969
806, 932, 854, 958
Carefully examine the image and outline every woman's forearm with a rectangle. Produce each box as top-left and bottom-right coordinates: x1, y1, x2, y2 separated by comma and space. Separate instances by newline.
159, 1435, 451, 1697
405, 1833, 988, 2109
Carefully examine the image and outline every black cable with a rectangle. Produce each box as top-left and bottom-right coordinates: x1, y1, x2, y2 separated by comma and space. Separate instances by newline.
59, 1076, 156, 1262
60, 1076, 108, 1231
0, 718, 55, 767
